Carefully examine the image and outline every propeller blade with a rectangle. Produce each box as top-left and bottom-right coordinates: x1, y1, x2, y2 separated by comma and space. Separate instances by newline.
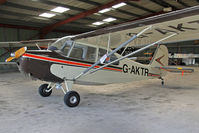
5, 47, 27, 62
15, 47, 27, 59
5, 56, 15, 62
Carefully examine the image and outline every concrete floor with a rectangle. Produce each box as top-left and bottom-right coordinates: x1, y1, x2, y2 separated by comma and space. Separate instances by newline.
0, 68, 199, 133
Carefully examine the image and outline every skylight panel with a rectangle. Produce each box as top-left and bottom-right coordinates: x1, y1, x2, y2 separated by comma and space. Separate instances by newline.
103, 17, 116, 22
51, 6, 70, 13
98, 8, 111, 13
92, 22, 104, 25
112, 2, 126, 9
39, 13, 56, 18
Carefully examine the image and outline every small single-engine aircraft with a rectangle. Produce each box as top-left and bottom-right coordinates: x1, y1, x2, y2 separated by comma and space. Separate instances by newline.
4, 5, 198, 107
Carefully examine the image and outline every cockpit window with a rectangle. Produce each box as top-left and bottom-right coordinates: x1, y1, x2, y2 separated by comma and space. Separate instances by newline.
98, 48, 119, 65
85, 46, 96, 62
69, 43, 97, 62
62, 45, 70, 56
50, 38, 69, 50
70, 46, 83, 59
51, 38, 97, 62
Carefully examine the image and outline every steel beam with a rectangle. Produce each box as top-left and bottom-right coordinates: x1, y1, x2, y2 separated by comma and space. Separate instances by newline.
78, 0, 100, 6
126, 1, 156, 13
40, 0, 138, 38
0, 0, 6, 5
177, 0, 190, 7
150, 0, 179, 10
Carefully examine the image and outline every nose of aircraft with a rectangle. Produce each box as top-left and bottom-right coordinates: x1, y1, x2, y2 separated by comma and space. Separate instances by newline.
5, 47, 64, 82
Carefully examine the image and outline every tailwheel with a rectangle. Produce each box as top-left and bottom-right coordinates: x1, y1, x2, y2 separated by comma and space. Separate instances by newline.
38, 84, 52, 97
159, 77, 164, 86
64, 91, 80, 107
161, 80, 164, 86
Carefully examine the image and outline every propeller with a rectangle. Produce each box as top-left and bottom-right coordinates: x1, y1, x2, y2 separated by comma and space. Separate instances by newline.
6, 47, 27, 62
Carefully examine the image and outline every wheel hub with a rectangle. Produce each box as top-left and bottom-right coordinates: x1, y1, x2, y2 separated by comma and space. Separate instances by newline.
70, 96, 77, 104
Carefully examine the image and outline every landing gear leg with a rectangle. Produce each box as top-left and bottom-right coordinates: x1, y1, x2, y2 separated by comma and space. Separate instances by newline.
38, 81, 80, 107
63, 81, 80, 107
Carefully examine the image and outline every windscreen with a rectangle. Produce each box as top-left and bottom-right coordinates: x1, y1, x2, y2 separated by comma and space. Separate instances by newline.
49, 36, 74, 50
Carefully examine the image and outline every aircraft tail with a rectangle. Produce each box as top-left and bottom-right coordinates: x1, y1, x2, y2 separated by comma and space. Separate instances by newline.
149, 45, 168, 77
149, 45, 194, 77
150, 45, 168, 67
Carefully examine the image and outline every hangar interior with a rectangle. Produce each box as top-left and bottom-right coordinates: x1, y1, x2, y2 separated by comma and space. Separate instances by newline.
0, 0, 199, 69
1, 0, 199, 133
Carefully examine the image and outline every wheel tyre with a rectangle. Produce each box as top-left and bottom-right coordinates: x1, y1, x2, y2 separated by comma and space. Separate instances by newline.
38, 84, 52, 97
161, 81, 164, 86
64, 91, 80, 107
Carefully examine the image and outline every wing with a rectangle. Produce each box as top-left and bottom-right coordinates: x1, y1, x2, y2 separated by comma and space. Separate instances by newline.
72, 5, 199, 48
156, 66, 194, 73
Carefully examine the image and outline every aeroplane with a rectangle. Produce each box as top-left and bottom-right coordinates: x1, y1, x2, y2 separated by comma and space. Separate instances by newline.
4, 5, 198, 107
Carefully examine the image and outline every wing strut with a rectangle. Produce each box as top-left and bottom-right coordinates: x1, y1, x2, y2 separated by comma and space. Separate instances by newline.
74, 25, 152, 80
89, 33, 177, 75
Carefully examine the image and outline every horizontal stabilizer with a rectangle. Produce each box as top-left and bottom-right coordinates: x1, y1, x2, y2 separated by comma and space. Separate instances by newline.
156, 66, 194, 73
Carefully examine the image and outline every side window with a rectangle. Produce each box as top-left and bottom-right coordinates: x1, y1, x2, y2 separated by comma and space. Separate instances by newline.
70, 45, 83, 59
62, 46, 70, 56
85, 46, 96, 62
98, 48, 119, 65
98, 48, 106, 60
60, 41, 73, 56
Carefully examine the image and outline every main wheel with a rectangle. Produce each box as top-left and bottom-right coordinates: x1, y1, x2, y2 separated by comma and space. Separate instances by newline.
38, 84, 52, 97
64, 91, 80, 107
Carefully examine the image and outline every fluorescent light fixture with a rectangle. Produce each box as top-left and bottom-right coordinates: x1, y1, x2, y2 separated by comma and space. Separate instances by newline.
103, 17, 116, 22
33, 16, 51, 21
98, 8, 111, 13
88, 24, 97, 27
51, 6, 70, 13
39, 13, 55, 18
92, 22, 104, 25
112, 2, 126, 8
94, 13, 101, 16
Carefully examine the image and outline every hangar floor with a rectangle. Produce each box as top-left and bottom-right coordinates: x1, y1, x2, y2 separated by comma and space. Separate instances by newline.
0, 68, 199, 133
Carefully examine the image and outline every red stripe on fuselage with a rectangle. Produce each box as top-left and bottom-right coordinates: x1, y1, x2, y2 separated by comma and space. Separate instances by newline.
23, 53, 122, 72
